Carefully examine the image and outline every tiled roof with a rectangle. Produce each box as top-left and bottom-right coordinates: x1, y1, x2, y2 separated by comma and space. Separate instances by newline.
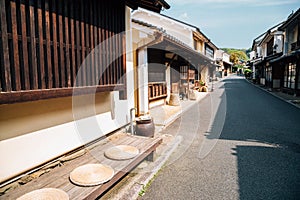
126, 0, 170, 13
132, 18, 191, 51
132, 18, 215, 65
279, 8, 300, 30
132, 8, 218, 49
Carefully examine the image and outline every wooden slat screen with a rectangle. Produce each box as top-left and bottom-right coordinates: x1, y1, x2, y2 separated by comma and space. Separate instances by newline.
0, 0, 126, 103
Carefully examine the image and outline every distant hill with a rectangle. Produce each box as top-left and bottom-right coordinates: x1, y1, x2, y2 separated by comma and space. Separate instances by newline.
221, 48, 251, 60
221, 48, 251, 64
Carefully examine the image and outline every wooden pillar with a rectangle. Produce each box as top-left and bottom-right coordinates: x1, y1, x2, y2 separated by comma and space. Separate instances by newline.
0, 0, 12, 92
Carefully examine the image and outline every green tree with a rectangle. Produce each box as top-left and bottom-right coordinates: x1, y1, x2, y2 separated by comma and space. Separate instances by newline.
221, 48, 249, 61
230, 53, 239, 65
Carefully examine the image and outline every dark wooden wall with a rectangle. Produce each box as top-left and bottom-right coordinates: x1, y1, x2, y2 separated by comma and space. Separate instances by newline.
0, 0, 126, 103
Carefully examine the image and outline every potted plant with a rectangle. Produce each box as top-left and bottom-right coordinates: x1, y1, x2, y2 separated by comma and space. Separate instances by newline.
199, 80, 208, 92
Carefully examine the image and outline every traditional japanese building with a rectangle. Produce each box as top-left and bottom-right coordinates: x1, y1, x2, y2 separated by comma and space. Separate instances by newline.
0, 0, 169, 186
249, 22, 284, 87
272, 8, 300, 95
249, 8, 300, 96
131, 8, 218, 113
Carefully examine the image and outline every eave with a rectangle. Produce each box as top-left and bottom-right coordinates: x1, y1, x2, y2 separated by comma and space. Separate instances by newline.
126, 0, 170, 13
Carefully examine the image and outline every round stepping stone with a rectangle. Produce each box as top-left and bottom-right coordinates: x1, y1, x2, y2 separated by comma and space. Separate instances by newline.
17, 188, 69, 200
104, 145, 139, 160
70, 163, 114, 186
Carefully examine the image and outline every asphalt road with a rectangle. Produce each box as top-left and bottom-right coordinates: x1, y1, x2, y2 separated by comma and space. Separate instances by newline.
140, 75, 300, 200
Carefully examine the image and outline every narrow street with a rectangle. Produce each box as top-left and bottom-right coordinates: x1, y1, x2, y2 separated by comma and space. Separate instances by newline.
140, 75, 300, 200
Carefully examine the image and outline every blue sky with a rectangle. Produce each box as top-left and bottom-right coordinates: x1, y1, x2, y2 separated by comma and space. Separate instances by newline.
161, 0, 300, 49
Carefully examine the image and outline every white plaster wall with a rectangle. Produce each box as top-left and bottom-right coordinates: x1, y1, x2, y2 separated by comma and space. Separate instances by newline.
274, 35, 283, 53
0, 92, 129, 183
223, 53, 230, 63
249, 51, 256, 60
216, 50, 223, 59
257, 46, 262, 57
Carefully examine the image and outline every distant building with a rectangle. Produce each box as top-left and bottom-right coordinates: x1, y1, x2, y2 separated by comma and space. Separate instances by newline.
248, 8, 300, 96
216, 50, 233, 76
131, 8, 218, 110
274, 8, 300, 95
249, 22, 285, 86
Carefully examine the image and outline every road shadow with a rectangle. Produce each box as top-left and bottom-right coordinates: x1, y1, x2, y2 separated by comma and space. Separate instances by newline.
232, 145, 300, 199
207, 77, 300, 199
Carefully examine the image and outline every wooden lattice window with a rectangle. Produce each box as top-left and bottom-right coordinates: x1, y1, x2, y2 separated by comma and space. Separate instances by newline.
0, 0, 126, 104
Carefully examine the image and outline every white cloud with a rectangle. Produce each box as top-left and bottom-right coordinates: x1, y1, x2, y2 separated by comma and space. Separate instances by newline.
167, 0, 298, 7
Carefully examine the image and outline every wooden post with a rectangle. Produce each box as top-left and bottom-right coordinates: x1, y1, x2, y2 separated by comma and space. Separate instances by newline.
20, 3, 30, 90
58, 1, 65, 87
45, 1, 53, 89
37, 0, 46, 89
51, 0, 59, 88
10, 1, 21, 91
29, 0, 38, 89
64, 1, 71, 87
70, 2, 76, 86
0, 0, 12, 91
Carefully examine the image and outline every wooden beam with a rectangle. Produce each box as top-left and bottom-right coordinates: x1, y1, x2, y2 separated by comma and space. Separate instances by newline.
0, 84, 125, 104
